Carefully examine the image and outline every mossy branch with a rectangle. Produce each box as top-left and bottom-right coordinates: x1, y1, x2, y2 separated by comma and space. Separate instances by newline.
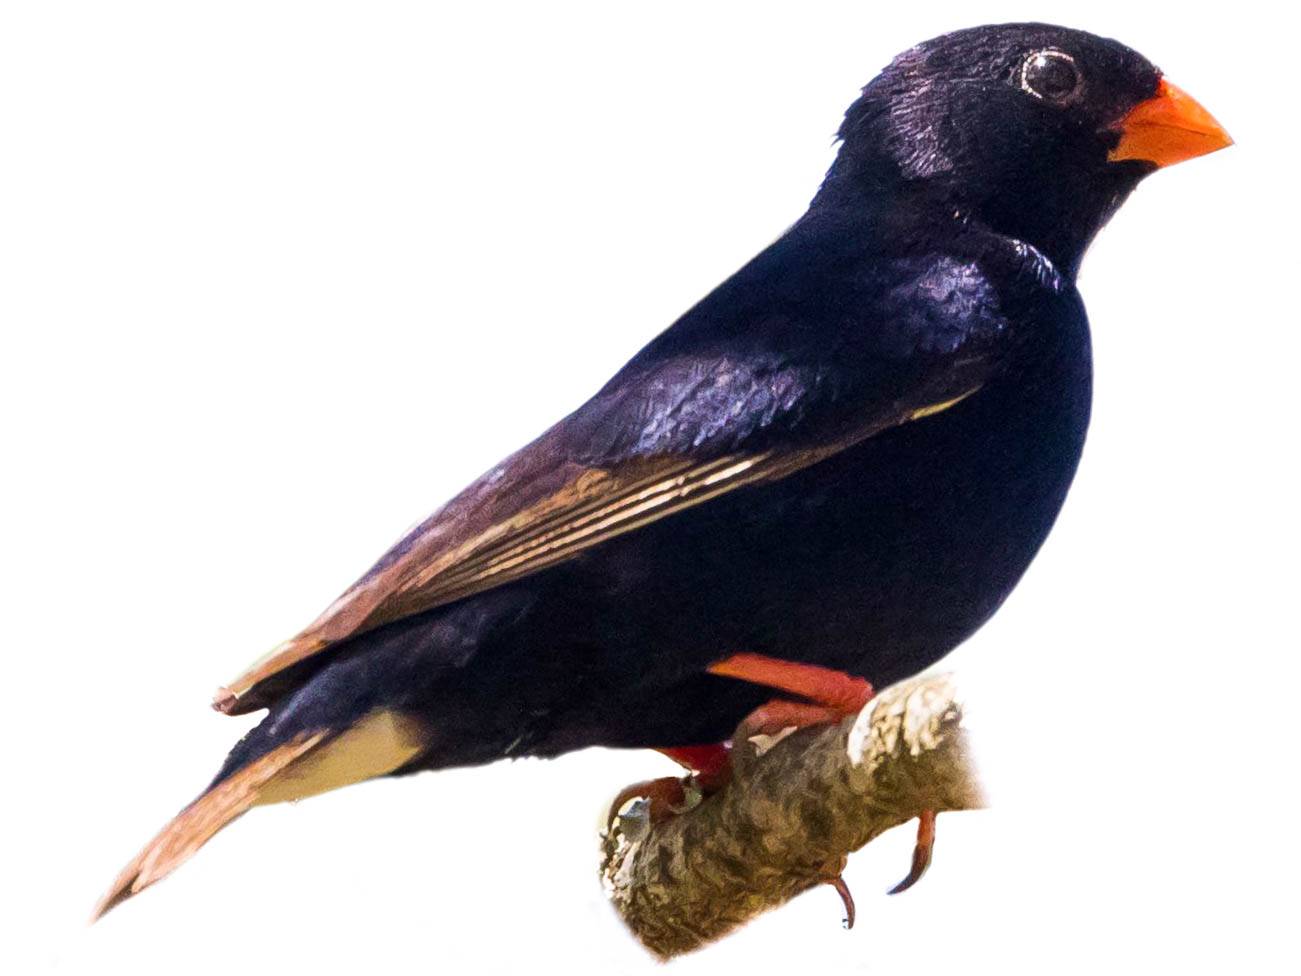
599, 672, 985, 958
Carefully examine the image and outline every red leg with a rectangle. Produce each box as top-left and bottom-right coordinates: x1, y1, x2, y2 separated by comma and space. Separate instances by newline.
657, 743, 733, 790
611, 653, 878, 898
708, 652, 875, 714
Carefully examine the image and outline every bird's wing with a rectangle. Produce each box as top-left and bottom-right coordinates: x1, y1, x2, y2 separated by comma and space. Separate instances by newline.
216, 242, 1019, 715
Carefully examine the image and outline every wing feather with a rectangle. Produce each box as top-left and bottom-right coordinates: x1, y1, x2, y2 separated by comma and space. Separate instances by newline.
214, 443, 835, 714
214, 235, 1017, 714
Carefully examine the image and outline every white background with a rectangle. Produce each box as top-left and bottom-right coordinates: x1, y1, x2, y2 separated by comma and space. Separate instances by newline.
3, 2, 1296, 973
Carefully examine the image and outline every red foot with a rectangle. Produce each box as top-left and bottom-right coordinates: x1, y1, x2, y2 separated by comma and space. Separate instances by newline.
611, 656, 875, 845
829, 872, 856, 929
708, 653, 876, 750
657, 743, 732, 791
607, 744, 734, 829
888, 809, 937, 894
708, 653, 934, 904
606, 776, 691, 827
735, 699, 845, 742
708, 653, 875, 714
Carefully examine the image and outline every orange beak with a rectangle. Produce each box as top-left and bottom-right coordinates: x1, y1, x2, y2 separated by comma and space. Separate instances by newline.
1109, 79, 1232, 167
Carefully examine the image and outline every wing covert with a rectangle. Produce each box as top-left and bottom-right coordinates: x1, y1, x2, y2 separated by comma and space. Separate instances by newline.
216, 238, 1024, 715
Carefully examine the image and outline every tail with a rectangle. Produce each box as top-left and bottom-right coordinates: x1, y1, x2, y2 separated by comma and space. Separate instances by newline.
92, 709, 429, 921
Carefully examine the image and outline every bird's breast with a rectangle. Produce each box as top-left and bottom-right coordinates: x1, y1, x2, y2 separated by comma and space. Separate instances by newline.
463, 315, 1092, 755
574, 326, 1092, 689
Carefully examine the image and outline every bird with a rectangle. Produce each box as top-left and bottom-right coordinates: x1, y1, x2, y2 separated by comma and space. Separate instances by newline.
95, 22, 1230, 920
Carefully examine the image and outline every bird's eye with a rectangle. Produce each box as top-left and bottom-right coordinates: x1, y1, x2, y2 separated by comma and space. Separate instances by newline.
1020, 50, 1082, 103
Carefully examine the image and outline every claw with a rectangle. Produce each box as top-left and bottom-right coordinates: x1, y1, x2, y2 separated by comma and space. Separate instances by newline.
888, 809, 936, 895
614, 797, 653, 843
828, 874, 856, 929
606, 776, 690, 829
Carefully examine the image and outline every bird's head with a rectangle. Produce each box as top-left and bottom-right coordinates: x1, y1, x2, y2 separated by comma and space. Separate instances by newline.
817, 23, 1231, 277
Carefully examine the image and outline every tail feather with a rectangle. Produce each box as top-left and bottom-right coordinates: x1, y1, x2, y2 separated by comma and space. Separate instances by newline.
92, 732, 329, 921
93, 709, 430, 921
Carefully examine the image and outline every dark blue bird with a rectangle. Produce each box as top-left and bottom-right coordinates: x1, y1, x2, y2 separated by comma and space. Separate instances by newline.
96, 22, 1229, 918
